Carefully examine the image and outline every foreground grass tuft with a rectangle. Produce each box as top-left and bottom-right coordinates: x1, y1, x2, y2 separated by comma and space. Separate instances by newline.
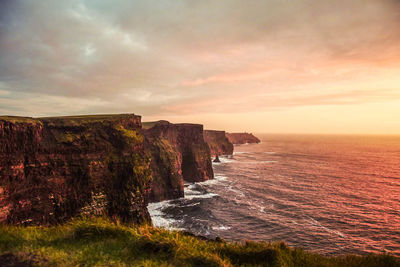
0, 217, 398, 266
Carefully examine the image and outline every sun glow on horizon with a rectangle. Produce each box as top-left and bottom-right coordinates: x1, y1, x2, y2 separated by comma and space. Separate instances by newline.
1, 0, 400, 134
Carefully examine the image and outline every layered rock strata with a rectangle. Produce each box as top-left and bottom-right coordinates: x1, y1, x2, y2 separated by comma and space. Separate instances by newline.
142, 121, 214, 202
0, 114, 151, 225
225, 132, 261, 144
0, 115, 222, 225
203, 130, 234, 157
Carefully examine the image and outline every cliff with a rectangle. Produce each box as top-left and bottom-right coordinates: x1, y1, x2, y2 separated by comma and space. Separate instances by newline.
203, 130, 233, 157
0, 114, 152, 225
142, 121, 214, 202
225, 132, 261, 144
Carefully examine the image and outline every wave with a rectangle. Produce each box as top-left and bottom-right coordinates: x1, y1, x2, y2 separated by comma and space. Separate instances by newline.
233, 152, 249, 155
213, 156, 236, 164
307, 217, 346, 238
147, 201, 183, 230
235, 161, 278, 164
150, 135, 400, 256
195, 175, 228, 186
185, 192, 218, 200
149, 175, 227, 229
184, 181, 219, 200
212, 225, 231, 231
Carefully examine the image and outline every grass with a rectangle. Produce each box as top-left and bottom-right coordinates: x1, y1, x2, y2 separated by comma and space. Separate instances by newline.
0, 218, 398, 266
115, 125, 144, 143
0, 116, 41, 124
39, 114, 141, 127
0, 114, 139, 124
142, 120, 169, 129
39, 114, 136, 120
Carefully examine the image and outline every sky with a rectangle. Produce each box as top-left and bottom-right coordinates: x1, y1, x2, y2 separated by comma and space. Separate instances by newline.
0, 0, 400, 134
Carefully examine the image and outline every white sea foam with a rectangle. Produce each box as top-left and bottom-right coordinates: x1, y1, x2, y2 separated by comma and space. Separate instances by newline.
212, 225, 231, 231
183, 183, 218, 200
235, 161, 277, 164
227, 185, 245, 198
182, 202, 200, 207
184, 192, 218, 200
212, 156, 235, 164
214, 174, 228, 181
196, 175, 228, 186
307, 217, 346, 238
183, 176, 227, 199
184, 185, 203, 196
233, 151, 249, 155
220, 157, 235, 163
147, 200, 183, 230
149, 170, 228, 229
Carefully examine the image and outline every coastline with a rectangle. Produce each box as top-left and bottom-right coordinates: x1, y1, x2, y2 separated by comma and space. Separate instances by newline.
1, 115, 399, 266
1, 217, 398, 266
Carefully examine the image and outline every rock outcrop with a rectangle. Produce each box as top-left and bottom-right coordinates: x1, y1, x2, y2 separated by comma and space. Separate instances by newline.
0, 114, 152, 225
225, 132, 261, 144
0, 115, 219, 225
142, 121, 214, 202
203, 130, 234, 157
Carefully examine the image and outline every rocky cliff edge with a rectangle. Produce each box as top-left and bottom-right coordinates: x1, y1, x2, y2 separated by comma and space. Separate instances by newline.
225, 132, 261, 144
0, 114, 152, 225
142, 120, 214, 202
203, 130, 234, 157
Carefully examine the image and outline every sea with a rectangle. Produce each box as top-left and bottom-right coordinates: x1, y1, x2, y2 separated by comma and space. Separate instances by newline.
148, 134, 400, 256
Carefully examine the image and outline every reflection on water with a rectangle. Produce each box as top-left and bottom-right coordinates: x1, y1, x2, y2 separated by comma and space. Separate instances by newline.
149, 134, 400, 256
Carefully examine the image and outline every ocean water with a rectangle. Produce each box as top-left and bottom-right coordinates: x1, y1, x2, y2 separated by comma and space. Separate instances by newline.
148, 134, 400, 256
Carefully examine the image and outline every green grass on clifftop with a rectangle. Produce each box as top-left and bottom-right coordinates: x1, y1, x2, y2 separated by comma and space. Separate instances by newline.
0, 116, 41, 124
0, 218, 398, 267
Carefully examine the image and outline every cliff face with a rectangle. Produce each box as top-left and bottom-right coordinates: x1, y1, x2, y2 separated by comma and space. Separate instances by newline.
143, 121, 214, 202
225, 133, 261, 144
0, 114, 152, 225
203, 130, 233, 157
0, 115, 218, 224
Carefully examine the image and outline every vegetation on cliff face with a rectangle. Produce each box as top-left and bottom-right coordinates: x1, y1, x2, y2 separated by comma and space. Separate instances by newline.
104, 144, 152, 224
203, 130, 234, 156
142, 120, 213, 202
0, 114, 151, 225
0, 217, 398, 267
144, 137, 183, 202
0, 115, 217, 225
0, 116, 41, 124
225, 132, 261, 144
1, 117, 398, 266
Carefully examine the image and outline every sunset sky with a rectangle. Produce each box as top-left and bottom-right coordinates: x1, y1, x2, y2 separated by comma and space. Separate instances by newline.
1, 0, 400, 134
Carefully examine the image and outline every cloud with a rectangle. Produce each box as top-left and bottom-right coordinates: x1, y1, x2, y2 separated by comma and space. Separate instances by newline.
0, 0, 400, 118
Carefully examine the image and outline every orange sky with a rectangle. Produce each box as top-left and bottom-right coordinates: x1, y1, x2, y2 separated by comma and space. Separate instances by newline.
0, 0, 399, 134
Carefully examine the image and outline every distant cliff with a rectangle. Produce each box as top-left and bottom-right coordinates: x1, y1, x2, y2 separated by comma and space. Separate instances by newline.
203, 130, 233, 156
0, 114, 152, 225
0, 115, 217, 225
142, 121, 214, 202
225, 132, 261, 144
1, 114, 261, 225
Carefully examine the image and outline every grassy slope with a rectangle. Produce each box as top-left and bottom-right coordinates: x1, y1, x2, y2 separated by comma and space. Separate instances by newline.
142, 120, 170, 129
0, 218, 398, 267
142, 121, 160, 129
0, 116, 40, 124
